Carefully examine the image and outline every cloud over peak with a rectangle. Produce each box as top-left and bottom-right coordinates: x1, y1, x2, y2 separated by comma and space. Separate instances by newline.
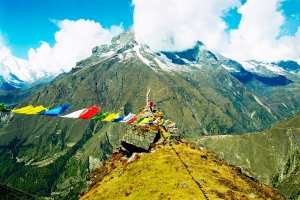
226, 0, 297, 62
133, 0, 300, 63
27, 19, 123, 73
133, 0, 240, 53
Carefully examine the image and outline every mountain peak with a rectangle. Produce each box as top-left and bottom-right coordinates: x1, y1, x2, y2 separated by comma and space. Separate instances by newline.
91, 26, 138, 57
111, 26, 136, 47
276, 60, 300, 71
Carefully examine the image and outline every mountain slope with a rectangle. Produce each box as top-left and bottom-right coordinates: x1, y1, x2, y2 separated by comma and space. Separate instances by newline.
80, 142, 284, 200
0, 27, 300, 199
197, 110, 300, 199
0, 76, 17, 91
0, 184, 38, 200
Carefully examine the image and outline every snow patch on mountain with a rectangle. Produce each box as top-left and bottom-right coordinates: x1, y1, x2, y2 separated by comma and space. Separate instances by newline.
221, 64, 239, 73
156, 53, 191, 72
154, 58, 173, 72
100, 50, 115, 58
123, 49, 134, 60
240, 61, 256, 71
144, 47, 156, 57
117, 54, 124, 60
133, 45, 152, 66
240, 61, 285, 76
260, 63, 285, 75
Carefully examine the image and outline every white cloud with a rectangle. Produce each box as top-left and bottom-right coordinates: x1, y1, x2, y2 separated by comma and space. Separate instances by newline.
226, 0, 300, 62
132, 0, 240, 53
132, 0, 300, 63
28, 19, 124, 73
0, 32, 13, 60
0, 32, 5, 49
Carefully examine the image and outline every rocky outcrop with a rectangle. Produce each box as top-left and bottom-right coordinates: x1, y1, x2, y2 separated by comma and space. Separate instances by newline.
118, 126, 159, 155
88, 156, 102, 172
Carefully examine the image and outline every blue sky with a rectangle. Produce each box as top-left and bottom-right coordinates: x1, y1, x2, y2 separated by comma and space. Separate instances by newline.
0, 0, 133, 58
0, 0, 300, 73
279, 0, 300, 37
223, 0, 300, 35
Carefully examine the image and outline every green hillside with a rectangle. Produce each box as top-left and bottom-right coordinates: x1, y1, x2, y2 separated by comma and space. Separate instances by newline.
198, 111, 300, 199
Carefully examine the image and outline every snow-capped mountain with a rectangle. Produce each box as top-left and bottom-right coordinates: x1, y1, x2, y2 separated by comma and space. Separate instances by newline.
78, 32, 224, 75
1, 27, 300, 200
78, 28, 300, 90
215, 53, 300, 86
0, 47, 58, 90
240, 60, 300, 79
241, 60, 286, 76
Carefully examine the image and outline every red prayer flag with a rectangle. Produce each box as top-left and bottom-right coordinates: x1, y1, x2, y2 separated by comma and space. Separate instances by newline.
78, 105, 101, 119
127, 116, 138, 124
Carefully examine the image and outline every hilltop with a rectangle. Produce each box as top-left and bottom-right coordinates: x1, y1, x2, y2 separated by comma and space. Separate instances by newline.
80, 136, 284, 200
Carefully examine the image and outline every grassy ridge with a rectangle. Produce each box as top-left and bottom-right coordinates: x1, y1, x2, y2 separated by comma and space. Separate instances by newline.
81, 143, 283, 200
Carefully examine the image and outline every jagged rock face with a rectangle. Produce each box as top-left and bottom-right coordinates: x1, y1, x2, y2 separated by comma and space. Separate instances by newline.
0, 27, 300, 199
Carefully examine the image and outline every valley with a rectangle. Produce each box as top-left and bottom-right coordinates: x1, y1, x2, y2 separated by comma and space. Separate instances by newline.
0, 27, 300, 199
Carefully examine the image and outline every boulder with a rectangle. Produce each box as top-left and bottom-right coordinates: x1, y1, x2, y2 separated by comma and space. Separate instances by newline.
118, 126, 159, 155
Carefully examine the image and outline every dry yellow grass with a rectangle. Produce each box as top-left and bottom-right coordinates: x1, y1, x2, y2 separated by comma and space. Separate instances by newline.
80, 143, 283, 200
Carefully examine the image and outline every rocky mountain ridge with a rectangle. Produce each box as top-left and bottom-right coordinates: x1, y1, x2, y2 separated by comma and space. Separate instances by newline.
0, 27, 300, 199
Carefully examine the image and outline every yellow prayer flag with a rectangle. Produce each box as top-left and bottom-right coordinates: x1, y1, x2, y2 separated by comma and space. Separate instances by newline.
138, 118, 151, 124
102, 113, 119, 122
12, 105, 34, 114
23, 106, 49, 114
